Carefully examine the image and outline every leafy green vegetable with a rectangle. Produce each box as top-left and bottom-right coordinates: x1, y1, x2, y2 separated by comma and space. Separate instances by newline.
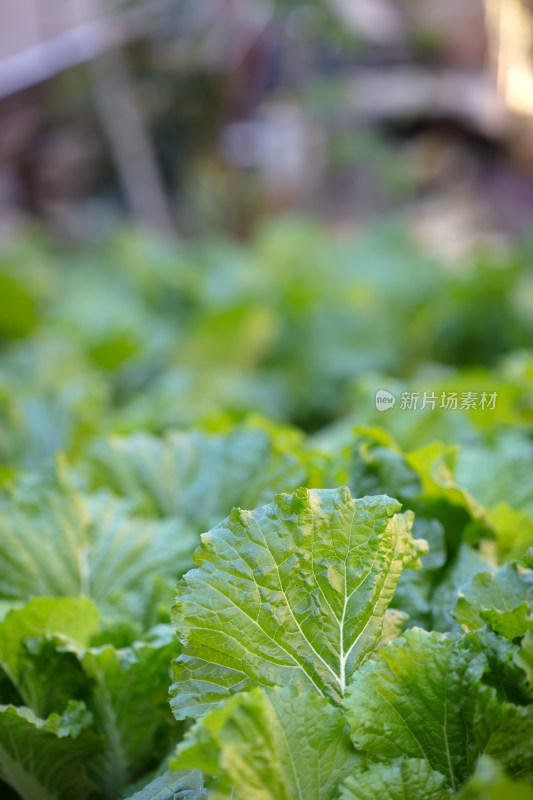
344, 630, 478, 788
0, 465, 196, 629
0, 597, 99, 715
172, 686, 359, 799
391, 517, 447, 628
344, 428, 494, 543
454, 432, 533, 518
0, 701, 101, 800
0, 598, 182, 798
338, 758, 451, 800
432, 544, 496, 633
0, 336, 107, 469
344, 628, 533, 789
84, 421, 315, 527
170, 487, 425, 718
1, 218, 533, 798
454, 563, 533, 640
339, 427, 503, 629
464, 628, 531, 706
71, 636, 180, 798
406, 442, 493, 539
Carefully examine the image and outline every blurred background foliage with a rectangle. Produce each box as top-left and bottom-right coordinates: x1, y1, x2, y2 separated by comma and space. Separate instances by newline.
0, 0, 532, 467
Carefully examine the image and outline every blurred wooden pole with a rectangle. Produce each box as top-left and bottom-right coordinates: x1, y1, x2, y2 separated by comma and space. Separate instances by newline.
484, 0, 533, 116
90, 47, 175, 233
484, 0, 533, 164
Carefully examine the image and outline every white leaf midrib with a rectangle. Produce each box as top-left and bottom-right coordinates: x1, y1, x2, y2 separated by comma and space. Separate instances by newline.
190, 501, 405, 701
253, 507, 399, 698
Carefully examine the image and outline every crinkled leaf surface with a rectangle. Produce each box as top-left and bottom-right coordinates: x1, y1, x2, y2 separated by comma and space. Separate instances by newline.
454, 562, 533, 640
0, 701, 101, 800
338, 758, 451, 800
344, 628, 533, 791
171, 487, 425, 717
344, 630, 477, 789
172, 686, 359, 800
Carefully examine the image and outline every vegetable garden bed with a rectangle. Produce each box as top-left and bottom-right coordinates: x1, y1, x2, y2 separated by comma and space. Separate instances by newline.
0, 219, 531, 799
